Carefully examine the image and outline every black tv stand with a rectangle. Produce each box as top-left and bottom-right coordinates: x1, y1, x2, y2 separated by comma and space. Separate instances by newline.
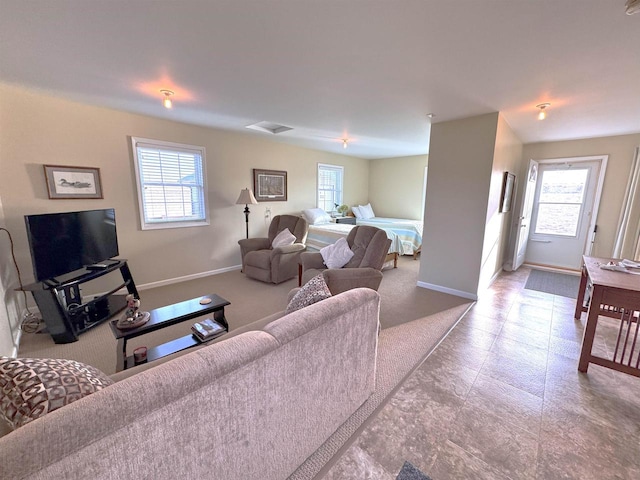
20, 259, 139, 344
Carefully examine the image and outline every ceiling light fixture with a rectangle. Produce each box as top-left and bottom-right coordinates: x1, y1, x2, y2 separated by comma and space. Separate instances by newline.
536, 103, 550, 120
160, 89, 174, 109
342, 139, 349, 149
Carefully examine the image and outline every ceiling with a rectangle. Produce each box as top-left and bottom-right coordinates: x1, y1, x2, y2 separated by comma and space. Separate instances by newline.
2, 1, 639, 159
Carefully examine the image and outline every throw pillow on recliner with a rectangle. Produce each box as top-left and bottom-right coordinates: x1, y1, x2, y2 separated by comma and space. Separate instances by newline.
320, 237, 354, 269
271, 228, 296, 248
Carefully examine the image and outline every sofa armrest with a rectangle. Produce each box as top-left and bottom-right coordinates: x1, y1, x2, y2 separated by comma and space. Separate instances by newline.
322, 268, 384, 295
300, 251, 325, 270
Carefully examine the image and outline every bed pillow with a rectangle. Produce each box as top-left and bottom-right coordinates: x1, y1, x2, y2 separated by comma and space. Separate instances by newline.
302, 208, 332, 225
285, 274, 332, 314
320, 237, 355, 269
351, 206, 363, 219
359, 203, 375, 219
272, 228, 296, 248
0, 356, 114, 430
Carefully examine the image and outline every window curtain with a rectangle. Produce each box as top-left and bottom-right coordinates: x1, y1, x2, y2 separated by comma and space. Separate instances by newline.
613, 146, 640, 260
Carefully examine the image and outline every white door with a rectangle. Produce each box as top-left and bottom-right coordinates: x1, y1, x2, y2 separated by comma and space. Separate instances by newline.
510, 160, 538, 270
526, 160, 601, 270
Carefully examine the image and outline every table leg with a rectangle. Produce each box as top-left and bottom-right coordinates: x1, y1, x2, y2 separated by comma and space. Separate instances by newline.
574, 263, 588, 320
116, 337, 127, 372
578, 284, 603, 373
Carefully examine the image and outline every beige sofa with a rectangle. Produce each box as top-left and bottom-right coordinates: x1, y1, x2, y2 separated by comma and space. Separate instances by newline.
0, 288, 380, 480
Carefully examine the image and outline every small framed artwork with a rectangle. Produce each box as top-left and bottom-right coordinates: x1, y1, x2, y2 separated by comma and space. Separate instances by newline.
44, 165, 103, 199
253, 169, 287, 202
500, 172, 516, 213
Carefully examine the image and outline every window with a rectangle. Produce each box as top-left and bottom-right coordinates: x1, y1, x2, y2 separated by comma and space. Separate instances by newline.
131, 137, 209, 230
317, 164, 344, 212
534, 168, 588, 237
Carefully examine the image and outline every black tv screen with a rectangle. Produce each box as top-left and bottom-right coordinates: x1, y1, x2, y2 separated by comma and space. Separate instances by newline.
25, 208, 119, 282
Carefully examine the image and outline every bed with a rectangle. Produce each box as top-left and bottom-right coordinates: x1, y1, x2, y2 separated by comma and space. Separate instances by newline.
306, 223, 399, 268
355, 217, 422, 258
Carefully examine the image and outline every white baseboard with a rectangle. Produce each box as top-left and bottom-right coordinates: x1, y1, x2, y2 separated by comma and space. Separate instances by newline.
134, 264, 242, 292
416, 281, 478, 301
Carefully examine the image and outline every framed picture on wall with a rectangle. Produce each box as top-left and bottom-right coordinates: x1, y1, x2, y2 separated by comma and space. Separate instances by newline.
500, 172, 515, 213
44, 165, 103, 199
253, 169, 287, 202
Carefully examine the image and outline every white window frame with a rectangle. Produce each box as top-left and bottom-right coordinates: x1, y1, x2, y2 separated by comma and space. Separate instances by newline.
317, 163, 344, 212
131, 137, 210, 230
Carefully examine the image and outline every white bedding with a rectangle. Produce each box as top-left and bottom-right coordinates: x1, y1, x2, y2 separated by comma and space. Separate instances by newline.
355, 217, 422, 256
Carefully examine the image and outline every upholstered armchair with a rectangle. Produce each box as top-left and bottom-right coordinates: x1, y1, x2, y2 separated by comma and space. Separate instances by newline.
299, 225, 391, 295
239, 214, 309, 284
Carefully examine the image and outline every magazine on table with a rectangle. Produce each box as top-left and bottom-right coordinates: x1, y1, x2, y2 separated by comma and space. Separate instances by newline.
191, 318, 226, 342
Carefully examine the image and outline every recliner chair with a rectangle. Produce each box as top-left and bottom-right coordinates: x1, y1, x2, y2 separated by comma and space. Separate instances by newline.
299, 225, 391, 294
238, 215, 309, 284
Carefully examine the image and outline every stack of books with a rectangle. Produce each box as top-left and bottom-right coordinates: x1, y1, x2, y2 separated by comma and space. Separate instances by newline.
191, 318, 226, 343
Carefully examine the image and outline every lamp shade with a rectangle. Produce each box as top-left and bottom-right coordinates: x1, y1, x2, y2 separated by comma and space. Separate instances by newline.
236, 188, 258, 205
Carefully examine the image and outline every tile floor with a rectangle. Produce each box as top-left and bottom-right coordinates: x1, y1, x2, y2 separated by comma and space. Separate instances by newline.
323, 267, 640, 479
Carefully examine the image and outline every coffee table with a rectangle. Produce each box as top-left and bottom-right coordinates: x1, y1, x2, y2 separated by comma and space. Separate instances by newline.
109, 293, 230, 372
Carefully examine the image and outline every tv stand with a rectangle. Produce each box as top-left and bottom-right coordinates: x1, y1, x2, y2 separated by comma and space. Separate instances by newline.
21, 260, 138, 344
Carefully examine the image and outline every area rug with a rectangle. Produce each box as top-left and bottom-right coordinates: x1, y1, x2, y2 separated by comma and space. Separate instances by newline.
396, 461, 432, 480
524, 269, 580, 298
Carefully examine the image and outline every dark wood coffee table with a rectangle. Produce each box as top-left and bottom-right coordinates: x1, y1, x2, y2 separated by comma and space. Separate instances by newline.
109, 293, 230, 372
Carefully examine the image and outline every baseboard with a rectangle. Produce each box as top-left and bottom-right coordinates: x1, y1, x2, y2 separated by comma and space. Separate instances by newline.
416, 281, 478, 301
133, 264, 242, 292
524, 263, 581, 276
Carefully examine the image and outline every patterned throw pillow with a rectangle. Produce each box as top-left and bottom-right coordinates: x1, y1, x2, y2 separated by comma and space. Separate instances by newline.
0, 356, 114, 430
285, 274, 332, 314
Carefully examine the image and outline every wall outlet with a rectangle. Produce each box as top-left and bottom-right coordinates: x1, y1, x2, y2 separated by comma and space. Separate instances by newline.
265, 207, 271, 219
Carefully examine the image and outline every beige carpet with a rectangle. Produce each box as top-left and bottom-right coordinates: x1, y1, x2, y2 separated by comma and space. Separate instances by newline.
18, 256, 469, 375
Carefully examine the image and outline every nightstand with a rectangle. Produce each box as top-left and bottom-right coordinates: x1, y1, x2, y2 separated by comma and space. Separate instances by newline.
334, 216, 356, 225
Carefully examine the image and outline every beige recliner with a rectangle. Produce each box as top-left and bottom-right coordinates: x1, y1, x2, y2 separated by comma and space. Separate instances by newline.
239, 215, 309, 284
299, 225, 391, 294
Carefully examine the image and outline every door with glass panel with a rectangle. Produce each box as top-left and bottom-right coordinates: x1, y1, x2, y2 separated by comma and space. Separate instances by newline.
525, 161, 600, 270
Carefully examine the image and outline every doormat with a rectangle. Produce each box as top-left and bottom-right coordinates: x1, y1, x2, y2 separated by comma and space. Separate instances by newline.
396, 461, 432, 480
524, 269, 581, 299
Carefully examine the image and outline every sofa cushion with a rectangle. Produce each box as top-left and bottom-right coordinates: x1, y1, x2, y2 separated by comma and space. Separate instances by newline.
0, 356, 113, 430
285, 274, 332, 314
320, 237, 354, 269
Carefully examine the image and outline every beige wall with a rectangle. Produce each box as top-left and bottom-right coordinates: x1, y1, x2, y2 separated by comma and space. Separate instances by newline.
0, 84, 369, 326
419, 113, 500, 298
368, 155, 428, 219
479, 114, 523, 289
522, 133, 640, 259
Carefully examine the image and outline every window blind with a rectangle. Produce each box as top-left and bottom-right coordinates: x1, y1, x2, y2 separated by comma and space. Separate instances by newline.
317, 164, 344, 211
132, 138, 208, 229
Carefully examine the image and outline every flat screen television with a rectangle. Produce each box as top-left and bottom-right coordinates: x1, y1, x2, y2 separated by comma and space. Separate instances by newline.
25, 208, 119, 282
